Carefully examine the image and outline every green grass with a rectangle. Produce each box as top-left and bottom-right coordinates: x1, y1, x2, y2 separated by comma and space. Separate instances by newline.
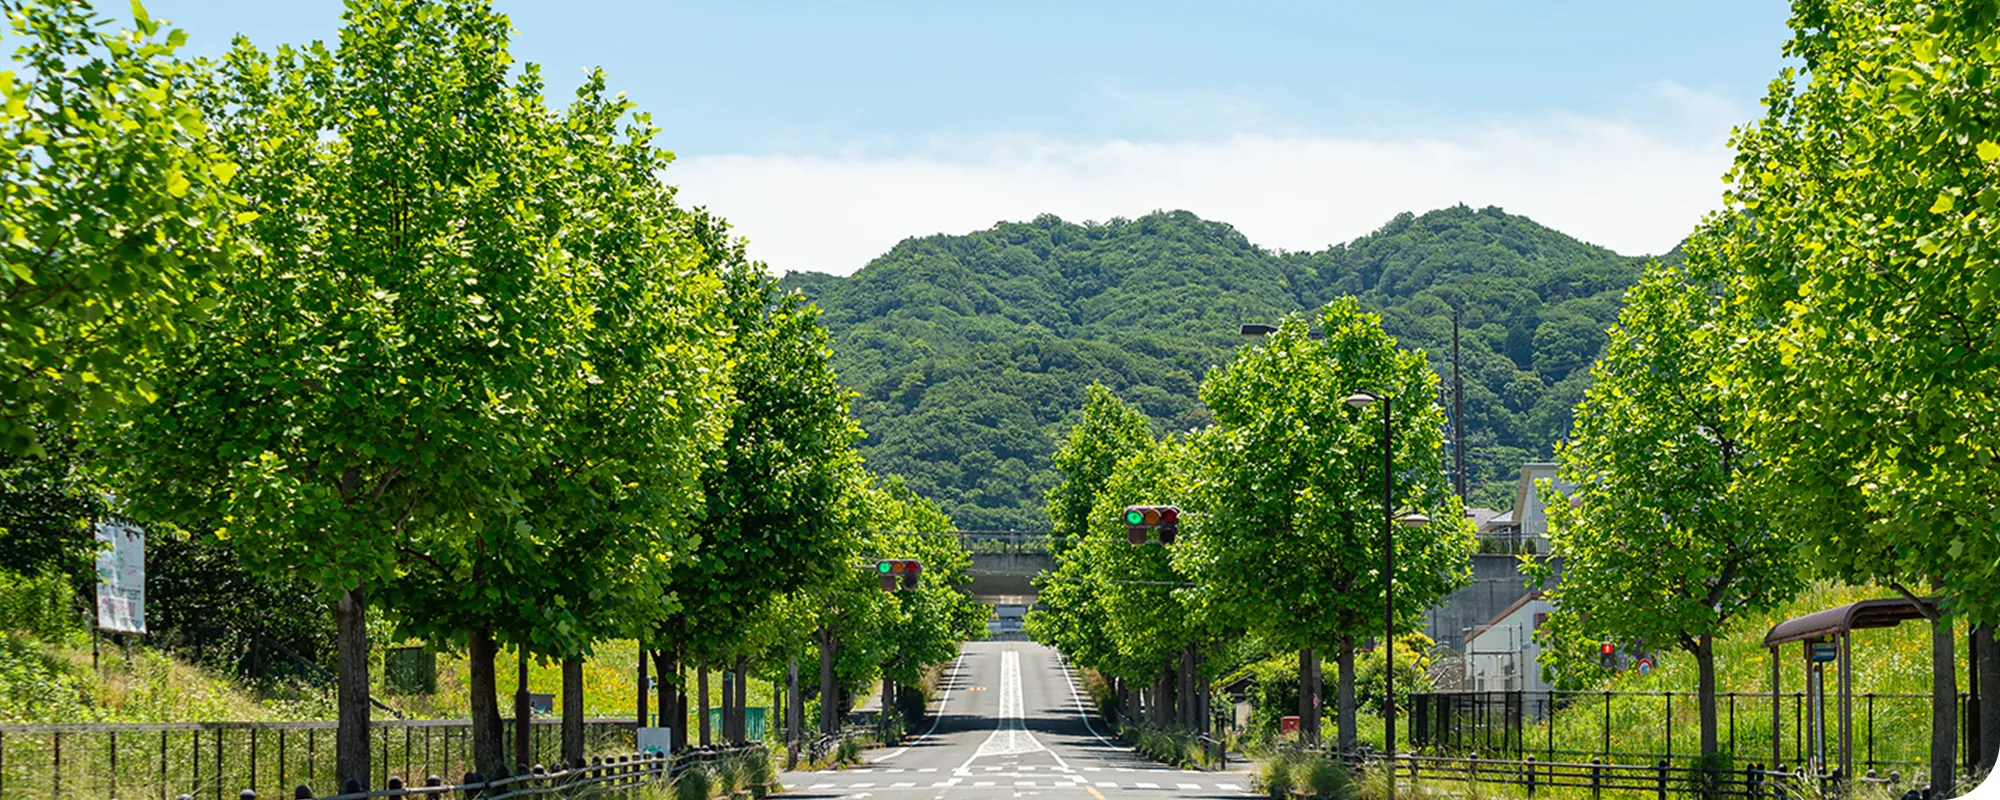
1252, 582, 1967, 773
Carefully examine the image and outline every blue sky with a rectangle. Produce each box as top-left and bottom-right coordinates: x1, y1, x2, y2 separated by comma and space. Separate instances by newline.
144, 1, 1798, 274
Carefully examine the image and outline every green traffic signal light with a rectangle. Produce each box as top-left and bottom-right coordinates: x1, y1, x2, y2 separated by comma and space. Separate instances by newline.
877, 561, 893, 574
1125, 508, 1145, 525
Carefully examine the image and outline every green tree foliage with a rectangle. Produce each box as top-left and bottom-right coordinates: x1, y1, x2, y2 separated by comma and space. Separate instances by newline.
1045, 383, 1154, 553
0, 0, 242, 456
1695, 0, 2000, 788
0, 430, 102, 582
1179, 299, 1473, 748
369, 69, 733, 776
145, 532, 334, 681
669, 263, 860, 668
1712, 0, 2000, 623
1086, 435, 1200, 685
1535, 261, 1801, 759
783, 207, 1652, 529
857, 477, 986, 687
117, 0, 600, 784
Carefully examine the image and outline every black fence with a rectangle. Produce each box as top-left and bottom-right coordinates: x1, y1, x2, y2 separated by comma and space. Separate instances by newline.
0, 718, 637, 800
1410, 690, 1974, 773
1385, 753, 1819, 800
293, 743, 766, 800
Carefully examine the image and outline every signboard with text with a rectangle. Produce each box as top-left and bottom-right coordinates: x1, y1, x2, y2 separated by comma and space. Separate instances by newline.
94, 520, 146, 634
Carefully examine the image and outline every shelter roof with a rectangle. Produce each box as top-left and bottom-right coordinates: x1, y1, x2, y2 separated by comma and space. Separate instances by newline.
1762, 596, 1937, 647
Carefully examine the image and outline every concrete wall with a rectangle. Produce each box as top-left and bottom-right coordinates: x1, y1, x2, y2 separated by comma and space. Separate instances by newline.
1423, 554, 1559, 652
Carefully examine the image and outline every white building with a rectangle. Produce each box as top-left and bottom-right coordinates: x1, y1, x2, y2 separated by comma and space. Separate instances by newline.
1462, 592, 1555, 694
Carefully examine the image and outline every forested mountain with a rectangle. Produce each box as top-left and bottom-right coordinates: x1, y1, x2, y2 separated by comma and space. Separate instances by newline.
781, 205, 1662, 529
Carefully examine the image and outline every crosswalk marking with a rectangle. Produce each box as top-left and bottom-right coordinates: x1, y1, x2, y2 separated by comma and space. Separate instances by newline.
1135, 781, 1160, 788
973, 781, 994, 787
891, 782, 914, 788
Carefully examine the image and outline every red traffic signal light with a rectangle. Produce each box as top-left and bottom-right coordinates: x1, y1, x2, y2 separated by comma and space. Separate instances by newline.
901, 560, 921, 590
1599, 642, 1616, 669
1600, 642, 1615, 655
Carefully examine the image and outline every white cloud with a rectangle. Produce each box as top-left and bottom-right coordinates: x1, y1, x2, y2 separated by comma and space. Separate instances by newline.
668, 92, 1739, 276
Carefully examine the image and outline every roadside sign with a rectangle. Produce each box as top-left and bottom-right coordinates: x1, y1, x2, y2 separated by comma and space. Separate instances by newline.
1807, 635, 1837, 663
1280, 715, 1300, 735
637, 727, 672, 755
94, 520, 146, 634
1635, 657, 1654, 675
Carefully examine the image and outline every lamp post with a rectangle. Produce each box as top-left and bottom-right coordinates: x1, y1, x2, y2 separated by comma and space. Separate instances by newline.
1344, 390, 1429, 796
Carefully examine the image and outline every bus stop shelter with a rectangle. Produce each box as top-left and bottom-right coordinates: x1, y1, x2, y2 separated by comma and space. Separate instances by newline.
1763, 596, 1938, 780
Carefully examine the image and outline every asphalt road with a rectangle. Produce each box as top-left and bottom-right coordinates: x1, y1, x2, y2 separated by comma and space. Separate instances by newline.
777, 639, 1258, 800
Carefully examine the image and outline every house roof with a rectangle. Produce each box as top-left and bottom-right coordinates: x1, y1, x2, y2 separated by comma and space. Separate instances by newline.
1466, 591, 1545, 643
1762, 597, 1938, 647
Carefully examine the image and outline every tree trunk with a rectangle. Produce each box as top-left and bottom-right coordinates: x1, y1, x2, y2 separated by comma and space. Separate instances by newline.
1336, 637, 1357, 752
653, 648, 682, 750
720, 661, 734, 743
467, 627, 504, 780
636, 647, 649, 728
819, 629, 839, 735
561, 655, 584, 767
788, 656, 803, 749
1931, 609, 1959, 795
698, 662, 712, 746
1978, 624, 1999, 773
1696, 633, 1720, 759
335, 587, 371, 791
735, 656, 749, 743
513, 647, 530, 771
1299, 648, 1317, 745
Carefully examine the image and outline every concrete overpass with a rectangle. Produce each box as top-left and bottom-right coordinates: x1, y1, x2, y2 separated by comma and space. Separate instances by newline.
950, 531, 1054, 605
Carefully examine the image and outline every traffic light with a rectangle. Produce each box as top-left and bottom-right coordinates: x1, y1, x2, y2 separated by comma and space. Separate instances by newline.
1121, 505, 1182, 545
1599, 642, 1616, 669
876, 559, 922, 591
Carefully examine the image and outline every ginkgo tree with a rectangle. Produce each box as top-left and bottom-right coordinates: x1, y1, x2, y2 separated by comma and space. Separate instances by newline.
120, 0, 601, 786
1536, 259, 1801, 762
373, 73, 733, 777
0, 0, 242, 455
1698, 0, 2000, 786
1181, 299, 1472, 750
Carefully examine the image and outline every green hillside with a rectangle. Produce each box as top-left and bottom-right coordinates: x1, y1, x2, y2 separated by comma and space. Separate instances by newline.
782, 206, 1661, 530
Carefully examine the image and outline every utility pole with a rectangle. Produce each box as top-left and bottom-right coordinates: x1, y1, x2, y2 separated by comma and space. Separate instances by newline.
1453, 307, 1466, 500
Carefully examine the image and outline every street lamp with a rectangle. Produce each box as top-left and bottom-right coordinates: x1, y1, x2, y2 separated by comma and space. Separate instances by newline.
1344, 390, 1429, 793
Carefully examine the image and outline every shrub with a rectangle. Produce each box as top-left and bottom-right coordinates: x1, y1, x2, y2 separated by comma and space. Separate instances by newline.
0, 570, 82, 643
1258, 755, 1295, 798
1301, 758, 1349, 799
672, 767, 712, 800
